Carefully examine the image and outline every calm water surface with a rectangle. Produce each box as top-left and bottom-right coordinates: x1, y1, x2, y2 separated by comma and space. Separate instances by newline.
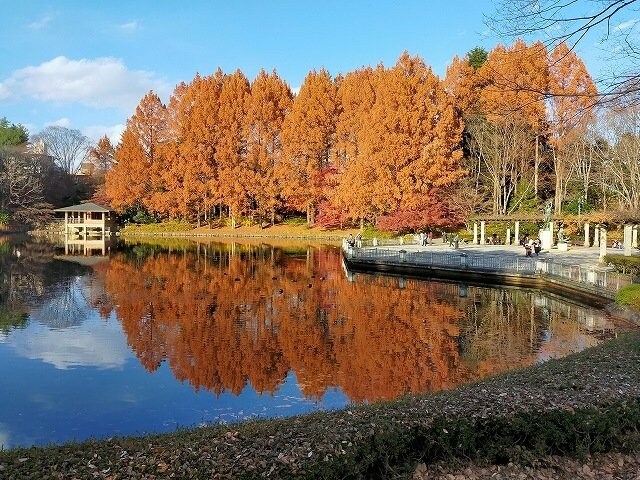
0, 235, 633, 449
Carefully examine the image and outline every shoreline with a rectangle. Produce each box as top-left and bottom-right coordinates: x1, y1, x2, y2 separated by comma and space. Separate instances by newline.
2, 333, 640, 478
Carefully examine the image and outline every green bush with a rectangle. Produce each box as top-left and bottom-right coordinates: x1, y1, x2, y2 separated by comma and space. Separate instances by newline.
132, 210, 157, 224
361, 225, 396, 239
122, 220, 193, 233
0, 210, 11, 225
282, 216, 307, 226
604, 254, 640, 276
616, 284, 640, 309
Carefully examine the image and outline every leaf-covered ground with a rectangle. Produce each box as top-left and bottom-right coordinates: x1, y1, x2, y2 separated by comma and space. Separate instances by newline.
1, 333, 640, 479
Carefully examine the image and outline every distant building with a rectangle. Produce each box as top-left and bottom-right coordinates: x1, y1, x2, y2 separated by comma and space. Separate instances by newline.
54, 202, 116, 236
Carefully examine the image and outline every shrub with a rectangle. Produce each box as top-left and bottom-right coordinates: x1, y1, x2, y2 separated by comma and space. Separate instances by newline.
0, 210, 11, 225
604, 254, 640, 276
132, 210, 157, 224
616, 284, 640, 309
361, 225, 396, 239
282, 216, 307, 226
122, 220, 193, 233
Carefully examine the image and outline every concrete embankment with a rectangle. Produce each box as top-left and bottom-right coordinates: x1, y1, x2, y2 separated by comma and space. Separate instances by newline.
342, 242, 640, 324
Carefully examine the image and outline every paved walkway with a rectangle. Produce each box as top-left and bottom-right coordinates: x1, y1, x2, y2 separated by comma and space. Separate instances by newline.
366, 241, 630, 268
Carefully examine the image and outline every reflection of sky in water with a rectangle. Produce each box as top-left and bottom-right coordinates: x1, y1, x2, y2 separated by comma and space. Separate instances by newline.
0, 242, 631, 450
0, 313, 347, 449
7, 316, 129, 370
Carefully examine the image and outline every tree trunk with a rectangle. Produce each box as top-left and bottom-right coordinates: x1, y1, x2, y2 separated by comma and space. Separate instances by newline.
554, 173, 563, 214
307, 204, 314, 227
534, 134, 539, 197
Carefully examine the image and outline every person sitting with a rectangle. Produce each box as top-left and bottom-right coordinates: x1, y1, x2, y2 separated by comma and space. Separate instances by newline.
347, 234, 355, 247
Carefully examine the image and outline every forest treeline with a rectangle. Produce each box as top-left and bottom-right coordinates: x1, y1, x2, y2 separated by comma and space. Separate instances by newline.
107, 39, 638, 231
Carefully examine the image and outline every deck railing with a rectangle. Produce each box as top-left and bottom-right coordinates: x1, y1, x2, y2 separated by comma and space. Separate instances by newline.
66, 218, 104, 224
342, 241, 634, 297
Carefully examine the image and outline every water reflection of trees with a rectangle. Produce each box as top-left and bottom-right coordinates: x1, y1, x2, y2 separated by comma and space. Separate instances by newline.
94, 241, 619, 403
0, 236, 94, 331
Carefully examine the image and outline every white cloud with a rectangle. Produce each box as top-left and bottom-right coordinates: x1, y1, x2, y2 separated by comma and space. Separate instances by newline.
44, 117, 71, 128
119, 21, 139, 32
614, 19, 638, 32
83, 123, 125, 144
28, 15, 52, 30
0, 56, 170, 110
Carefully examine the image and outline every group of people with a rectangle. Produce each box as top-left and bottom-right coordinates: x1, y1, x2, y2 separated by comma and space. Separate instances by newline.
418, 231, 434, 246
521, 236, 542, 257
346, 233, 362, 247
612, 240, 623, 249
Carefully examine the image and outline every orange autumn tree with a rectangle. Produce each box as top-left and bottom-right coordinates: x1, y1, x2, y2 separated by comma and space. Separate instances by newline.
170, 72, 223, 224
280, 69, 338, 226
106, 91, 168, 214
243, 70, 292, 226
465, 40, 548, 215
217, 70, 251, 228
332, 67, 377, 226
479, 40, 548, 198
342, 53, 465, 230
86, 135, 116, 178
151, 82, 188, 218
105, 129, 146, 212
547, 42, 597, 213
443, 52, 487, 116
443, 49, 493, 217
85, 135, 116, 206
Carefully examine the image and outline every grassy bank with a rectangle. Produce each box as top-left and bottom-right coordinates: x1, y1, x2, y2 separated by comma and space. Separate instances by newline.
2, 333, 640, 479
121, 222, 361, 240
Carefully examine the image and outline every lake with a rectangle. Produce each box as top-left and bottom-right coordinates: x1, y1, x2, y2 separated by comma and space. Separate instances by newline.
0, 235, 633, 449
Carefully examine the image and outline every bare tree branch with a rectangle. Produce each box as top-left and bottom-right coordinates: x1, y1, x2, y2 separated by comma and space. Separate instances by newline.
487, 0, 640, 104
33, 126, 91, 175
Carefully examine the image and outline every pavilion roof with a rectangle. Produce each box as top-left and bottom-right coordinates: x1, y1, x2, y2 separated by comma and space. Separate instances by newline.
53, 202, 111, 213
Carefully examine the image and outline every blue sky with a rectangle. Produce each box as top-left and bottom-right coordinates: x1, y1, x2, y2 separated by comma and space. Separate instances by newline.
0, 1, 626, 145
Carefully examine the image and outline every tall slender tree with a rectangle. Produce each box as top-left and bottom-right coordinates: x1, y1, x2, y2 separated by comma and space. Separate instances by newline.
106, 91, 167, 213
217, 70, 251, 228
281, 69, 338, 225
243, 70, 292, 226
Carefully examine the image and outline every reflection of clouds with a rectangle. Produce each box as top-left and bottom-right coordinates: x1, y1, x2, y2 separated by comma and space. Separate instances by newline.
8, 319, 131, 370
0, 424, 10, 449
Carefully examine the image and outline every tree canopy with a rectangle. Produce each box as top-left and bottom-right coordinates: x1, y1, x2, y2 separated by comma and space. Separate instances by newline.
102, 43, 634, 232
0, 118, 28, 146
